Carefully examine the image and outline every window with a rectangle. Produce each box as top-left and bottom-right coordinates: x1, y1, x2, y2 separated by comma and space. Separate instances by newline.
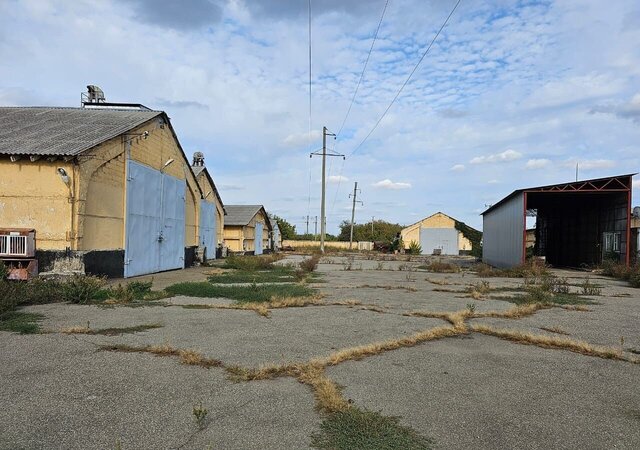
603, 232, 621, 253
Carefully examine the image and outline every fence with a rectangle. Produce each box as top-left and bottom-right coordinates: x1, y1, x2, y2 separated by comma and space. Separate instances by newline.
282, 240, 374, 251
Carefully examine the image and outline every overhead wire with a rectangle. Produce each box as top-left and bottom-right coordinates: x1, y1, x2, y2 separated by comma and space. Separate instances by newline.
349, 0, 463, 157
336, 0, 390, 138
328, 1, 390, 221
306, 0, 313, 217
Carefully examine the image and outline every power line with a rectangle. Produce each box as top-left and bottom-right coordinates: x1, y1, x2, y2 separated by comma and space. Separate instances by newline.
349, 0, 463, 157
336, 0, 390, 137
306, 0, 313, 217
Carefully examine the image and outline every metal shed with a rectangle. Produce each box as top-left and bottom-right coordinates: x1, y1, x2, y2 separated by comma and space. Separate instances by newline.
482, 174, 634, 268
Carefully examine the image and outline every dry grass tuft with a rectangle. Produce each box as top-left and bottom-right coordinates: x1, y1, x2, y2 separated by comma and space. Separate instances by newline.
473, 303, 550, 320
359, 305, 386, 313
312, 325, 460, 367
426, 277, 450, 286
296, 365, 350, 413
540, 326, 570, 336
408, 310, 471, 331
61, 325, 92, 334
560, 305, 591, 312
100, 343, 222, 368
470, 324, 637, 363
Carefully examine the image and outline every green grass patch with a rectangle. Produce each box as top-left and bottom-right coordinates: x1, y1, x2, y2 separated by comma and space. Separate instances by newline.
0, 311, 44, 334
311, 407, 433, 450
208, 267, 295, 284
498, 292, 596, 306
165, 282, 315, 303
223, 254, 284, 271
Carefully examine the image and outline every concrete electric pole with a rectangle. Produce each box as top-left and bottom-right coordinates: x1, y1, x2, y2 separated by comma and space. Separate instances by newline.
310, 126, 342, 253
349, 182, 362, 250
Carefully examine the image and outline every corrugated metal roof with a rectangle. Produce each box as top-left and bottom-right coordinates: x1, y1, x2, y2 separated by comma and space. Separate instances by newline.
0, 107, 161, 156
225, 205, 266, 226
482, 173, 636, 215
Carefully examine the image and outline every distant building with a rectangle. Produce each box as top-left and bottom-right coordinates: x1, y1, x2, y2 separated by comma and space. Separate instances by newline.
268, 215, 282, 251
191, 152, 225, 260
482, 174, 634, 268
400, 212, 480, 255
0, 91, 217, 277
223, 205, 272, 255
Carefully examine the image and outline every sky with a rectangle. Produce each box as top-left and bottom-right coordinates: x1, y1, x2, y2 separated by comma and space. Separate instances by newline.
1, 0, 640, 234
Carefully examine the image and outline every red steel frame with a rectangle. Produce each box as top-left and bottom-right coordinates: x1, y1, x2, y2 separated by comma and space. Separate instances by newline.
519, 175, 633, 267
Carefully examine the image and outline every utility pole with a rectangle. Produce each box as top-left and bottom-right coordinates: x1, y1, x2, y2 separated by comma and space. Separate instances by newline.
575, 163, 579, 182
314, 216, 318, 240
310, 126, 342, 253
371, 216, 375, 240
349, 182, 362, 250
304, 215, 309, 235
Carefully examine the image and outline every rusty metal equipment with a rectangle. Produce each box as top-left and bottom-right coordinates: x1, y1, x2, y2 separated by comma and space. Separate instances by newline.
0, 228, 38, 280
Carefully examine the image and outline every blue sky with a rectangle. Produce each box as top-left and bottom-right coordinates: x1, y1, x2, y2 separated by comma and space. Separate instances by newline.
1, 0, 639, 233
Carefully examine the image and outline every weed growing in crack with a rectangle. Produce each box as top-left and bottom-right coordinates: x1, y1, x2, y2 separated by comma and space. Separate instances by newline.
192, 402, 208, 429
466, 303, 476, 314
580, 277, 602, 296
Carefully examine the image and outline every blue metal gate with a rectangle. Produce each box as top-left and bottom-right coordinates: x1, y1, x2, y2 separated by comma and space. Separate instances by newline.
124, 160, 185, 277
199, 200, 217, 260
254, 222, 263, 255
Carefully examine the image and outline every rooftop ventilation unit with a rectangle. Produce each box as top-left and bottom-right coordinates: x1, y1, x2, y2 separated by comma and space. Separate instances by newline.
633, 206, 640, 218
81, 85, 106, 105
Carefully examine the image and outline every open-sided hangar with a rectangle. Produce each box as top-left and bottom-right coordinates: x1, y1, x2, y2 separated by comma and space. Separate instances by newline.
482, 174, 634, 268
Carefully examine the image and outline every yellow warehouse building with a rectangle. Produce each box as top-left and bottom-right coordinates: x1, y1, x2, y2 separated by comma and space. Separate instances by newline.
401, 212, 481, 255
0, 97, 224, 277
223, 205, 272, 254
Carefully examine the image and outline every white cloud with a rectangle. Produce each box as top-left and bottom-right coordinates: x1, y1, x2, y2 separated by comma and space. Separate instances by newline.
450, 164, 465, 172
525, 158, 552, 169
487, 179, 499, 184
372, 179, 412, 190
470, 149, 523, 164
327, 175, 348, 184
631, 179, 640, 189
282, 129, 322, 148
563, 159, 616, 170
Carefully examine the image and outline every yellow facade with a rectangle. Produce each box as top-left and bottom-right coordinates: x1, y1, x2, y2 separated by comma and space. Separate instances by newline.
194, 171, 225, 245
401, 212, 472, 252
0, 160, 75, 249
1, 116, 203, 253
223, 209, 270, 252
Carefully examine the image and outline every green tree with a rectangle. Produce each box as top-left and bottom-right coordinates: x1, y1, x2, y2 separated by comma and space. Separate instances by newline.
338, 220, 403, 243
271, 214, 296, 240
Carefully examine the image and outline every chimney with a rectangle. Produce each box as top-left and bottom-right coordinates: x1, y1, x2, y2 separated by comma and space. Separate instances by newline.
192, 152, 205, 167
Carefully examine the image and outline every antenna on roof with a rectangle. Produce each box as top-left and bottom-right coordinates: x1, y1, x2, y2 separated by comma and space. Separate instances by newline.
81, 85, 105, 107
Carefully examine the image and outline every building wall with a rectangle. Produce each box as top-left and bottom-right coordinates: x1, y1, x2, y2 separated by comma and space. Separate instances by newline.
79, 120, 201, 251
223, 226, 244, 251
1, 117, 202, 258
482, 193, 525, 268
223, 210, 270, 253
0, 159, 75, 250
401, 213, 472, 252
195, 172, 224, 244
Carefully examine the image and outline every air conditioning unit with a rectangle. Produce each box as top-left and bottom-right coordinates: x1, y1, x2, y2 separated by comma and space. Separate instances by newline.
0, 229, 38, 280
0, 229, 36, 257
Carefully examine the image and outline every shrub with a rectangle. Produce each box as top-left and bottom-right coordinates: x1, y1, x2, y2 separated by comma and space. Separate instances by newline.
580, 277, 601, 296
475, 260, 548, 278
421, 261, 460, 273
61, 275, 106, 304
407, 240, 422, 255
0, 263, 8, 281
299, 255, 320, 273
224, 254, 283, 271
0, 281, 20, 315
125, 280, 153, 299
